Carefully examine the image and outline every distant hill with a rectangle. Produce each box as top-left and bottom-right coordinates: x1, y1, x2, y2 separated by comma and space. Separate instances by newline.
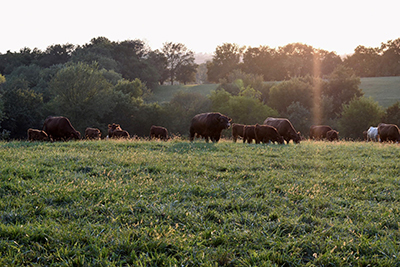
147, 77, 400, 108
360, 76, 400, 108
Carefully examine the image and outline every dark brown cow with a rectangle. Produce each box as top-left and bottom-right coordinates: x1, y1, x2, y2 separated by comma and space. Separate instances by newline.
150, 125, 168, 140
190, 112, 231, 143
108, 123, 129, 139
112, 129, 130, 138
254, 124, 284, 144
85, 127, 101, 140
309, 125, 333, 140
108, 123, 122, 138
378, 123, 400, 142
232, 123, 245, 142
243, 125, 257, 144
42, 116, 80, 141
264, 117, 301, 144
326, 130, 339, 141
27, 128, 49, 141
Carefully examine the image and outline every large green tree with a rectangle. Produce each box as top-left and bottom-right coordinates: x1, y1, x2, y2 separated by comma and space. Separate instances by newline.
48, 62, 115, 132
323, 65, 363, 111
161, 42, 197, 85
207, 43, 244, 83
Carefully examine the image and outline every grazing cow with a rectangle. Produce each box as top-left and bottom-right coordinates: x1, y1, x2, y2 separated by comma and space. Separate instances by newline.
43, 116, 80, 141
254, 124, 284, 144
189, 112, 231, 143
264, 117, 301, 144
231, 123, 245, 142
85, 127, 101, 140
309, 125, 333, 140
378, 123, 400, 142
326, 130, 339, 141
366, 126, 378, 142
150, 125, 168, 140
27, 128, 49, 141
243, 125, 257, 144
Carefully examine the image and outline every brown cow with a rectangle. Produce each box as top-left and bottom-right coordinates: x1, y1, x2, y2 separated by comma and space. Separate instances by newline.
190, 112, 231, 143
232, 123, 245, 142
43, 116, 80, 141
326, 130, 339, 141
112, 129, 130, 138
85, 127, 101, 140
264, 117, 301, 144
108, 123, 122, 138
243, 125, 257, 144
378, 123, 400, 142
107, 123, 130, 139
254, 124, 284, 144
309, 125, 333, 140
27, 128, 49, 141
150, 125, 168, 140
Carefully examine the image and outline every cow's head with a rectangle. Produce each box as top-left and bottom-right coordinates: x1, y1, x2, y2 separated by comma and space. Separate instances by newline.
292, 132, 301, 144
71, 131, 81, 140
219, 115, 232, 129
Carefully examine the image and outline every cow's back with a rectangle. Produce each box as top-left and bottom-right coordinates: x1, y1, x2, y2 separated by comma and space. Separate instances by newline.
378, 123, 400, 142
264, 117, 300, 143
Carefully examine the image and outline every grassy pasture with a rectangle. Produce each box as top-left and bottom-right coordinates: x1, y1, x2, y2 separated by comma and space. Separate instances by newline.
360, 76, 400, 108
1, 139, 400, 266
146, 84, 218, 104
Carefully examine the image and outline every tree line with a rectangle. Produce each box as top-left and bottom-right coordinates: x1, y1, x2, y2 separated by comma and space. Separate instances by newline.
206, 38, 400, 82
0, 37, 399, 140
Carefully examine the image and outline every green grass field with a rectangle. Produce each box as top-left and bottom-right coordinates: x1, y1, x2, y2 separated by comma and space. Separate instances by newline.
1, 139, 399, 266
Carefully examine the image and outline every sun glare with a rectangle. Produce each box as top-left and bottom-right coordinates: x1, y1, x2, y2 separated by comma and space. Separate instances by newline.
312, 52, 322, 125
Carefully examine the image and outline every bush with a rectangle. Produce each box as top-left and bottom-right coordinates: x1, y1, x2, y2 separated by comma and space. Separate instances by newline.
338, 97, 384, 140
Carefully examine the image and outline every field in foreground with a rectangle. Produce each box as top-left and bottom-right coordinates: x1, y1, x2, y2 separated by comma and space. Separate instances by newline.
1, 139, 399, 266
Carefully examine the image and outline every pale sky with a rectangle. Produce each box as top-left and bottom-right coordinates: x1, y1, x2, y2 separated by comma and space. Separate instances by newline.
2, 0, 399, 56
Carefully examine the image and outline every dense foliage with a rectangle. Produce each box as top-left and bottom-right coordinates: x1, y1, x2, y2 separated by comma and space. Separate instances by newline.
1, 140, 400, 266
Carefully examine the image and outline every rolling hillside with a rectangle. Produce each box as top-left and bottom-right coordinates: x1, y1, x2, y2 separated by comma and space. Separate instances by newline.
360, 76, 400, 108
147, 77, 400, 108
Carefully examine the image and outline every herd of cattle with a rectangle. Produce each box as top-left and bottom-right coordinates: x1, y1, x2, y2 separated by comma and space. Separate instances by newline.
27, 113, 400, 144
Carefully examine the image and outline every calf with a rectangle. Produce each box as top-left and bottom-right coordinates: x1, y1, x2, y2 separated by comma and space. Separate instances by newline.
366, 126, 378, 142
243, 125, 257, 144
28, 128, 49, 141
150, 125, 168, 140
231, 123, 245, 142
85, 127, 101, 140
254, 124, 284, 144
326, 130, 339, 141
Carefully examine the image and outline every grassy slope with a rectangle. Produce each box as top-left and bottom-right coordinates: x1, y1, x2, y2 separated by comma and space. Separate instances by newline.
147, 77, 400, 108
146, 84, 218, 103
360, 77, 400, 108
1, 140, 399, 266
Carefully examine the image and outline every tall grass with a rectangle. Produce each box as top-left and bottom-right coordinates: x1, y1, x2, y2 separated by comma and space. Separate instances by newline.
1, 139, 399, 266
